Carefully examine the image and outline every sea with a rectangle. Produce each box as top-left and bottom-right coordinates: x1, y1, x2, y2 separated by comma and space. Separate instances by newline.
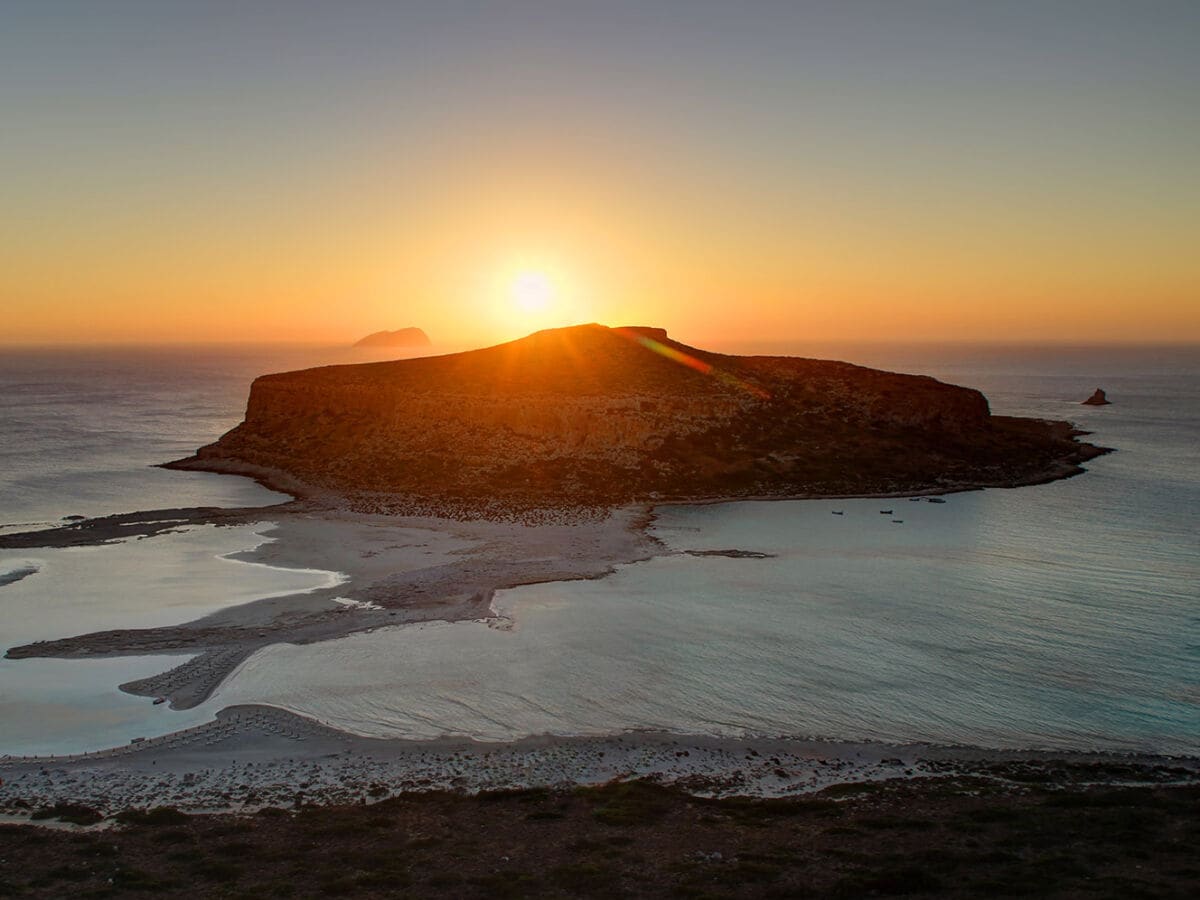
1, 342, 1197, 757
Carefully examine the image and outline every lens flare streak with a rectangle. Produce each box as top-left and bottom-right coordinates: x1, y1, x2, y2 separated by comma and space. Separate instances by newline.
615, 329, 771, 399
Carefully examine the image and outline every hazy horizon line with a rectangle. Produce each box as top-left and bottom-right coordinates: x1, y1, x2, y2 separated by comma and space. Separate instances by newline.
3, 337, 1199, 351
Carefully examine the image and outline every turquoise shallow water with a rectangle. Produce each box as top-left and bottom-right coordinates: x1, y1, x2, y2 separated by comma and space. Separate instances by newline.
204, 346, 1200, 754
205, 478, 1198, 754
2, 343, 1198, 755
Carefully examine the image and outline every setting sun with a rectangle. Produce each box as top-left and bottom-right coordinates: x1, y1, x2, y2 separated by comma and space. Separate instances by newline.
486, 265, 584, 337
510, 271, 554, 313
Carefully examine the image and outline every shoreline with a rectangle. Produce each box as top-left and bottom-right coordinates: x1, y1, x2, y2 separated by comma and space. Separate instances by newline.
2, 501, 665, 712
3, 704, 1196, 817
163, 419, 1111, 521
0, 438, 1135, 791
3, 425, 1110, 552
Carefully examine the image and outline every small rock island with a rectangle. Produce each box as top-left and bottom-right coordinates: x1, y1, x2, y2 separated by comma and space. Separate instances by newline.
1082, 388, 1111, 405
170, 324, 1108, 515
353, 327, 431, 349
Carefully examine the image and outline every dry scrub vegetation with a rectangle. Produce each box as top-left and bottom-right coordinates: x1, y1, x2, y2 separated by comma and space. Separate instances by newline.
3, 777, 1197, 898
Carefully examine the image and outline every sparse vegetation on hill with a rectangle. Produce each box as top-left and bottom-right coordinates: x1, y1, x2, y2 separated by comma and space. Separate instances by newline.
172, 324, 1107, 513
4, 778, 1196, 898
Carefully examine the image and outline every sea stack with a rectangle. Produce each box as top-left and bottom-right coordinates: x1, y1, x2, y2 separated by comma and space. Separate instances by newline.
353, 327, 431, 349
1082, 388, 1111, 406
168, 324, 1109, 513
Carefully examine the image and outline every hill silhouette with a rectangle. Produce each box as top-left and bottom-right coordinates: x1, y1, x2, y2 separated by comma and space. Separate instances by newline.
170, 324, 1106, 514
353, 327, 431, 348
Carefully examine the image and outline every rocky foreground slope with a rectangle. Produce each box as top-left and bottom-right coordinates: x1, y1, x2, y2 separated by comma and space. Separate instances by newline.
169, 324, 1106, 512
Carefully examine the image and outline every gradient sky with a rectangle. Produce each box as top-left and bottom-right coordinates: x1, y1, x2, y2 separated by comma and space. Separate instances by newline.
2, 1, 1197, 345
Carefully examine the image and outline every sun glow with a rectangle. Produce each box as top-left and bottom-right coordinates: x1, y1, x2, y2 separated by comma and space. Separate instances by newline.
484, 261, 586, 339
510, 271, 554, 313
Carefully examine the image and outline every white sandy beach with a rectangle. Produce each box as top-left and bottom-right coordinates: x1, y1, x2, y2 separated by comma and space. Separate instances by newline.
7, 704, 1195, 821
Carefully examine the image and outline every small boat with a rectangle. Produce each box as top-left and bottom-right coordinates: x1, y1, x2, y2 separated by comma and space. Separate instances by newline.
153, 697, 167, 705
908, 497, 922, 502
879, 509, 893, 515
831, 510, 844, 515
892, 519, 904, 524
926, 497, 946, 504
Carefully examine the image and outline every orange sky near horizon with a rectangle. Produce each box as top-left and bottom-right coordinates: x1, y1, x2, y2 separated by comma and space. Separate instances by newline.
2, 3, 1197, 348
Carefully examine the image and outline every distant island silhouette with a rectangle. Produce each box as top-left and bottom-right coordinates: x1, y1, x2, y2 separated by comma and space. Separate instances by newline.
353, 327, 431, 348
169, 324, 1109, 516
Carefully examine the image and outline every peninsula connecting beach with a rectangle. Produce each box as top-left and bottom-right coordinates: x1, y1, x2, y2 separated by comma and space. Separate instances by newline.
5, 461, 1192, 821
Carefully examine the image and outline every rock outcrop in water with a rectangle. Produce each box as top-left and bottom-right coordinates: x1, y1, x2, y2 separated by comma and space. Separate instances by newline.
169, 324, 1108, 513
353, 327, 431, 349
1082, 388, 1111, 406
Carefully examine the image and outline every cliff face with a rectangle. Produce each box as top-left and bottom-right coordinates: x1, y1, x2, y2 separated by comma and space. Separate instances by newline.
175, 324, 1105, 509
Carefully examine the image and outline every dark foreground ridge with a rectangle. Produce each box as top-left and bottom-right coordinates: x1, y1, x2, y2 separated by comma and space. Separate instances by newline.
4, 778, 1196, 898
168, 324, 1109, 513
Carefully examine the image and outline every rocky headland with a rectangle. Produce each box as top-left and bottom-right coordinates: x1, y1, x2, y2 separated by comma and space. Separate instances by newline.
168, 324, 1108, 515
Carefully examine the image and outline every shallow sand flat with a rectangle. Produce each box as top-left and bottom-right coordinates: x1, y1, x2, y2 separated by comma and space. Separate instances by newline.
3, 503, 662, 718
227, 514, 479, 591
174, 512, 482, 629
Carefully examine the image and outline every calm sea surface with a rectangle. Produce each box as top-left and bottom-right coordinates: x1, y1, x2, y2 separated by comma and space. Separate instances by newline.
1, 343, 1197, 755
